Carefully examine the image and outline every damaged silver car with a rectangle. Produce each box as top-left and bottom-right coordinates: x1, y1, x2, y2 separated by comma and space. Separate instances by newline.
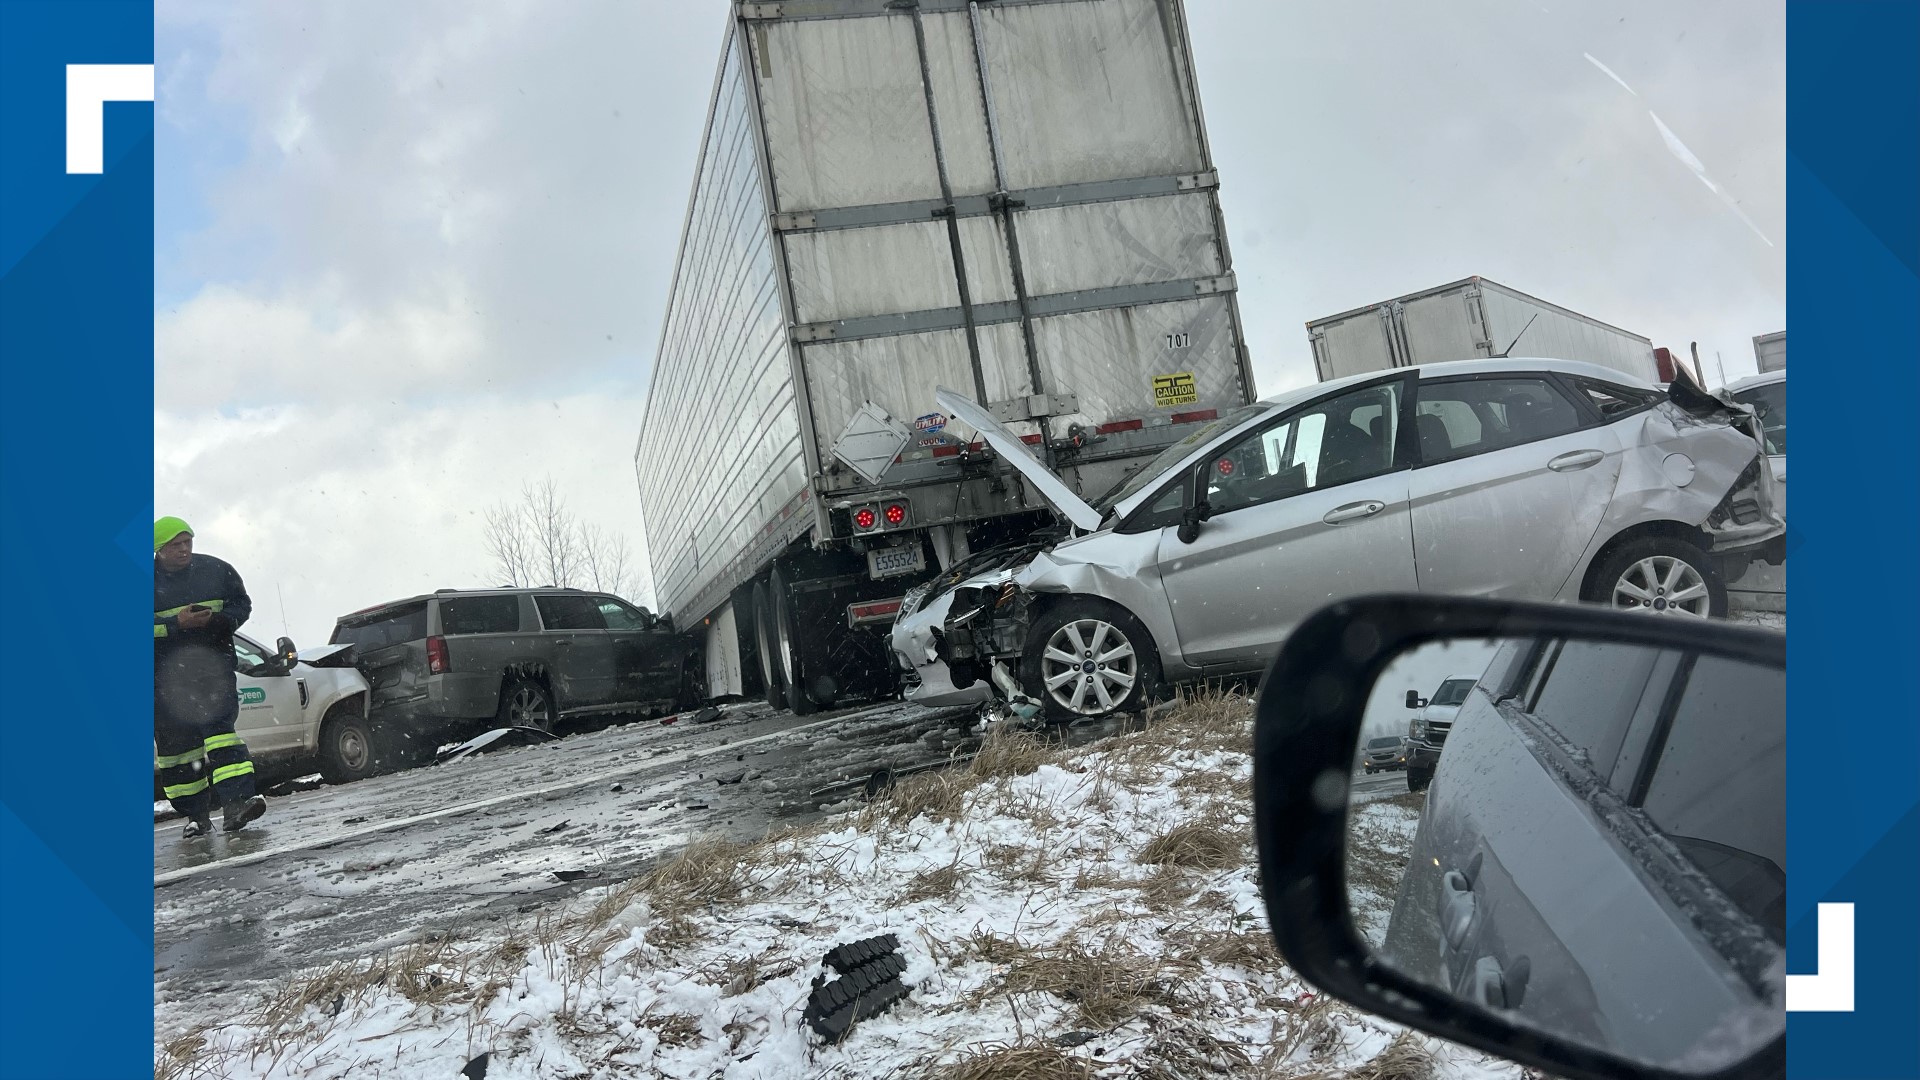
891, 359, 1783, 722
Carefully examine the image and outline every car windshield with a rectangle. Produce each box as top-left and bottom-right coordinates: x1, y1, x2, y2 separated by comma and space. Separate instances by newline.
1430, 679, 1477, 707
1368, 737, 1402, 749
1090, 404, 1269, 516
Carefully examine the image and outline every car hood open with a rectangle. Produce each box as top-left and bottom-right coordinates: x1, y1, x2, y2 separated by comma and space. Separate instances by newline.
936, 386, 1103, 532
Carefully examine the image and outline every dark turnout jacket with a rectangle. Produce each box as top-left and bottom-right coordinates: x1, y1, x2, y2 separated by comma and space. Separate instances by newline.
154, 554, 252, 724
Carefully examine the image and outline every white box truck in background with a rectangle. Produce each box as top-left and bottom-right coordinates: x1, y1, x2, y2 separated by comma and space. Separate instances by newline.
1753, 330, 1785, 373
635, 0, 1254, 715
1306, 277, 1659, 384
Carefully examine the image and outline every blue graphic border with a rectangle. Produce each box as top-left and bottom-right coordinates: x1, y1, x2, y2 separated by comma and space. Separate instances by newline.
0, 2, 155, 1075
1786, 1, 1920, 1077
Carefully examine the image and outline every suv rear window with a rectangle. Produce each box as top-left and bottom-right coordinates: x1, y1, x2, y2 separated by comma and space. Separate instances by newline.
331, 602, 429, 650
440, 595, 521, 635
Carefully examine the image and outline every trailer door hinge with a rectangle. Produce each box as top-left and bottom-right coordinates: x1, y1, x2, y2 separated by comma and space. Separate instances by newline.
988, 393, 1079, 423
739, 3, 781, 20
1191, 274, 1235, 296
772, 212, 816, 232
1175, 170, 1220, 192
793, 323, 838, 343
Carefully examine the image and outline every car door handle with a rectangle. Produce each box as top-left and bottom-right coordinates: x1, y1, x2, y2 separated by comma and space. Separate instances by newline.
1323, 500, 1386, 525
1548, 449, 1605, 472
1440, 869, 1477, 950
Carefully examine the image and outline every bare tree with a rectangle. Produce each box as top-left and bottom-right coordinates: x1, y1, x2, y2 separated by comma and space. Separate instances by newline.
483, 501, 537, 587
579, 523, 637, 601
484, 477, 644, 603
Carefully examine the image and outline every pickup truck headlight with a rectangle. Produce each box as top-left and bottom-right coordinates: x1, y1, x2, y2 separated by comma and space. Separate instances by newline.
1410, 718, 1427, 740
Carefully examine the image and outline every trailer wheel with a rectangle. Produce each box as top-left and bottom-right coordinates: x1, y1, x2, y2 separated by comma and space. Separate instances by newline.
770, 564, 820, 715
752, 581, 785, 711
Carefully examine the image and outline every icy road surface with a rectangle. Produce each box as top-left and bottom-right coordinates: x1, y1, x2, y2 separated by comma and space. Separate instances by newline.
154, 697, 1144, 1037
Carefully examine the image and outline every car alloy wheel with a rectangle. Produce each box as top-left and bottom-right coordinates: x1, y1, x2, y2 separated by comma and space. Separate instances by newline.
1039, 618, 1139, 716
507, 683, 554, 731
1611, 555, 1712, 617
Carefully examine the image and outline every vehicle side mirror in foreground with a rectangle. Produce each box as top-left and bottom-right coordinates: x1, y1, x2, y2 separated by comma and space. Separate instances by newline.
1252, 595, 1785, 1080
1404, 690, 1426, 709
276, 636, 299, 669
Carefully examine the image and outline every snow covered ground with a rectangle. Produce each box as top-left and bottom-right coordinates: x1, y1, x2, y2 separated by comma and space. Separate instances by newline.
158, 697, 1519, 1080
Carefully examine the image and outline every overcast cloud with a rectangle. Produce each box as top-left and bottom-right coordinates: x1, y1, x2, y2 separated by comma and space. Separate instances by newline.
155, 0, 1784, 643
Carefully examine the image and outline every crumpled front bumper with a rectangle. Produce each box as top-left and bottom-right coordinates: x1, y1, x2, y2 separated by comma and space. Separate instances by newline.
891, 590, 991, 708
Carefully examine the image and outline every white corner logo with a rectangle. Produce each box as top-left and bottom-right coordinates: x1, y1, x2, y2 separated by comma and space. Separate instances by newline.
66, 63, 155, 174
1786, 902, 1855, 1012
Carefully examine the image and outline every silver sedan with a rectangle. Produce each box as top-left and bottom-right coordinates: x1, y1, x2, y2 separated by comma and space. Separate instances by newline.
892, 358, 1783, 721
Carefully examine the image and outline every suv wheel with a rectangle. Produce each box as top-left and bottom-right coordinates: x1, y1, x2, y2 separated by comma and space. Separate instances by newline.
318, 706, 381, 784
499, 677, 557, 733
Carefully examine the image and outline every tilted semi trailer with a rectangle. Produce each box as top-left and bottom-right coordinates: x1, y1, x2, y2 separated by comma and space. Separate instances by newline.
635, 0, 1255, 714
1307, 277, 1660, 384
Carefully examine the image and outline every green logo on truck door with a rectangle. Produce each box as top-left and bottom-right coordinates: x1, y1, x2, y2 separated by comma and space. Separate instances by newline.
1153, 372, 1198, 408
238, 687, 267, 706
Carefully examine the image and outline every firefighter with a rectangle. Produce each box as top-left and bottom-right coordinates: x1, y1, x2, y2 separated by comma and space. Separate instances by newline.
154, 517, 267, 838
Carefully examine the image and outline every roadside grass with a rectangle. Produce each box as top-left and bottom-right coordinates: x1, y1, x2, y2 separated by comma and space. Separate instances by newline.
164, 692, 1448, 1079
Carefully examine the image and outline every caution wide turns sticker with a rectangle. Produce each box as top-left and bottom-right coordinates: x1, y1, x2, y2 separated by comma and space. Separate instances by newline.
1153, 372, 1198, 408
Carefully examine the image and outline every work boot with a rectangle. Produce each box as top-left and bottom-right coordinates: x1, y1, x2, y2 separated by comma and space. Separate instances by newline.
182, 815, 213, 839
222, 795, 267, 834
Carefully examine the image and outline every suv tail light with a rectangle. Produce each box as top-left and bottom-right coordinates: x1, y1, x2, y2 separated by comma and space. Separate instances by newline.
426, 635, 449, 675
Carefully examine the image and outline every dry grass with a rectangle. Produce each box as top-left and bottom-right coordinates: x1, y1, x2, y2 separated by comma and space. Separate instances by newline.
1138, 820, 1245, 869
994, 938, 1178, 1028
865, 768, 969, 826
968, 724, 1055, 780
901, 858, 967, 904
924, 1038, 1096, 1080
1351, 1031, 1437, 1080
1162, 925, 1278, 971
1133, 1017, 1256, 1078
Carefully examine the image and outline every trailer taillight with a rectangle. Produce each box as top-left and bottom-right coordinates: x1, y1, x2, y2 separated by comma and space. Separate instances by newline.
884, 503, 907, 526
426, 635, 449, 675
854, 507, 877, 530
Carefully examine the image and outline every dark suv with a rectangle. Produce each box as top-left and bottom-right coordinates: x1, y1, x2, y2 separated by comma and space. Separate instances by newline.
330, 588, 700, 764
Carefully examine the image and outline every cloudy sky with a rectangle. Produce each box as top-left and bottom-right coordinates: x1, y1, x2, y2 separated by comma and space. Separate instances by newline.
154, 0, 1784, 644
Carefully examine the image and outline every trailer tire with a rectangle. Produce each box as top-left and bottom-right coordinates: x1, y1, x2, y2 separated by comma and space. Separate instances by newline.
752, 581, 785, 711
769, 564, 821, 716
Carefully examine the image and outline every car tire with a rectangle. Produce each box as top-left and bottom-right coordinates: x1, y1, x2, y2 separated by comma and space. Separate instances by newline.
1587, 536, 1726, 618
1365, 766, 1375, 775
498, 676, 557, 734
318, 706, 382, 785
1407, 766, 1433, 793
752, 580, 786, 711
769, 564, 820, 716
1020, 597, 1160, 722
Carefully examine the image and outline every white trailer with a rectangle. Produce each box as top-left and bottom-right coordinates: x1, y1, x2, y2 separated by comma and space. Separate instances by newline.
1753, 330, 1785, 373
635, 0, 1254, 714
1307, 277, 1659, 384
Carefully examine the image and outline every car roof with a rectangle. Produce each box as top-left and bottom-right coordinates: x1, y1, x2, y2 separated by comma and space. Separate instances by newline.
1722, 370, 1785, 395
336, 587, 591, 622
1255, 357, 1658, 412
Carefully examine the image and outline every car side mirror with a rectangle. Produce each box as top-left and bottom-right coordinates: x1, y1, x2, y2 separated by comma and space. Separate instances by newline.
1251, 595, 1785, 1080
276, 636, 299, 669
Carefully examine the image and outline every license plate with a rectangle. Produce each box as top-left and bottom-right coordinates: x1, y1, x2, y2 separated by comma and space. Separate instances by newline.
868, 544, 926, 580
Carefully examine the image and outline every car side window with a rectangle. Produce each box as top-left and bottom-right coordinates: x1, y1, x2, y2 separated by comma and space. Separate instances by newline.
1414, 376, 1585, 464
440, 595, 521, 635
1570, 376, 1661, 419
1204, 382, 1402, 516
232, 635, 269, 673
1637, 655, 1786, 940
1521, 639, 1664, 784
535, 594, 606, 631
596, 598, 654, 631
1731, 382, 1786, 455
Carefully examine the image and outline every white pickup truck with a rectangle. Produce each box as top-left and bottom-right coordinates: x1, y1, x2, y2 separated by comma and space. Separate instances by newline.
154, 631, 375, 801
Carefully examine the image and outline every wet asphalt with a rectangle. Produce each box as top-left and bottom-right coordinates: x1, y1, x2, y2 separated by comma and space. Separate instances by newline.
153, 696, 1151, 1035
